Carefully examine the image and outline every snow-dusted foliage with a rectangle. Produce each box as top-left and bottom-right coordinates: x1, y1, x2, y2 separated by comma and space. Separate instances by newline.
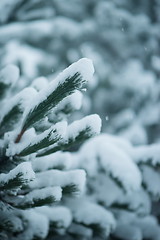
71, 134, 160, 240
1, 1, 160, 239
0, 60, 102, 239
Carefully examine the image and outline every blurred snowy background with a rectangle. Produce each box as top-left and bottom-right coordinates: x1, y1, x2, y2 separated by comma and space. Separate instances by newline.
1, 1, 160, 239
1, 0, 160, 145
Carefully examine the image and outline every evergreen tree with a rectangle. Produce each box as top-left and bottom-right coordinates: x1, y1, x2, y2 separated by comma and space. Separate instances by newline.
0, 59, 102, 240
0, 1, 160, 239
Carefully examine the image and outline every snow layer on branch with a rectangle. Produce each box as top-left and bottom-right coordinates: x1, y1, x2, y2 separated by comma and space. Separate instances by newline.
78, 134, 141, 191
0, 64, 19, 86
31, 77, 49, 91
141, 165, 160, 197
57, 90, 83, 112
118, 188, 151, 215
0, 162, 35, 189
21, 186, 62, 205
7, 121, 67, 156
24, 58, 94, 115
133, 143, 160, 166
32, 152, 72, 172
100, 133, 133, 155
89, 174, 123, 207
67, 114, 101, 140
0, 88, 37, 130
66, 198, 116, 237
134, 216, 160, 240
21, 210, 49, 240
29, 169, 86, 194
37, 206, 72, 228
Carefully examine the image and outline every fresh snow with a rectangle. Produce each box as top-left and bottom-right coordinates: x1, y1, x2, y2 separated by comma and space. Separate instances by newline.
6, 121, 67, 156
36, 206, 72, 229
67, 114, 101, 140
78, 135, 141, 191
23, 58, 94, 120
0, 162, 35, 187
29, 169, 86, 194
66, 198, 116, 237
0, 64, 19, 86
32, 152, 72, 172
21, 186, 62, 204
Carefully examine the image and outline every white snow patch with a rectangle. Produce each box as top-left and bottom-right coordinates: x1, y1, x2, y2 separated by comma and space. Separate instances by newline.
0, 162, 35, 187
78, 135, 141, 191
67, 114, 101, 140
29, 169, 86, 195
37, 206, 72, 228
32, 151, 72, 172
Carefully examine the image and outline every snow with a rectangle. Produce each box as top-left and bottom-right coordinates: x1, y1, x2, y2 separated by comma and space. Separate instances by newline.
67, 114, 101, 140
0, 162, 35, 187
29, 169, 86, 195
0, 87, 37, 124
89, 174, 123, 207
0, 64, 19, 86
21, 186, 62, 204
32, 152, 72, 172
23, 58, 94, 119
21, 210, 49, 240
66, 198, 116, 237
6, 121, 67, 156
37, 206, 72, 228
141, 165, 160, 197
78, 135, 141, 191
57, 90, 83, 111
133, 143, 160, 166
134, 216, 160, 240
31, 76, 49, 91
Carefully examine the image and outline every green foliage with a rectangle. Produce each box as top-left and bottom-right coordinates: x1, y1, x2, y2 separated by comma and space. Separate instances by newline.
22, 73, 84, 132
0, 59, 100, 239
0, 104, 23, 138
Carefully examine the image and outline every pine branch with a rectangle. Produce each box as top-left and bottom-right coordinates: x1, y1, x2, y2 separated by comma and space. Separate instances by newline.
15, 58, 94, 142
0, 162, 35, 190
16, 122, 67, 157
6, 187, 62, 209
0, 88, 37, 138
37, 114, 101, 156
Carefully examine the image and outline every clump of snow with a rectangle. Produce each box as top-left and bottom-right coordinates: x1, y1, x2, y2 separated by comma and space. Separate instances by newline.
66, 198, 116, 237
89, 174, 123, 207
133, 143, 160, 166
58, 90, 83, 111
31, 76, 49, 91
141, 165, 160, 197
37, 206, 72, 229
67, 114, 101, 140
0, 87, 37, 125
134, 216, 160, 240
119, 123, 147, 145
0, 162, 35, 187
78, 134, 141, 191
32, 152, 72, 172
0, 64, 19, 86
21, 186, 62, 204
6, 121, 67, 156
29, 169, 86, 195
23, 58, 94, 120
21, 210, 49, 240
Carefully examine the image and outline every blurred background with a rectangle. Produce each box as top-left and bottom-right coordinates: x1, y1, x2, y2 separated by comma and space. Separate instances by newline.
0, 0, 160, 145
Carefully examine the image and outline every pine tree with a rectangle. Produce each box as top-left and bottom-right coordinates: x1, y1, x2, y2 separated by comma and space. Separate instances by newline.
73, 134, 160, 240
0, 58, 102, 240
